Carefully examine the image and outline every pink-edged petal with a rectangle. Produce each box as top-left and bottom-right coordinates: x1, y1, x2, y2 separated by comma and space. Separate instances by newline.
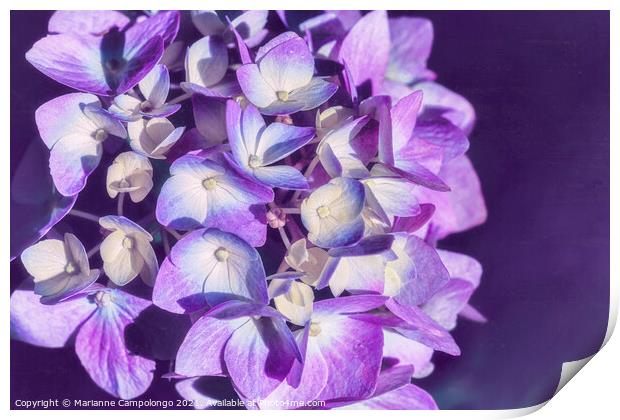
49, 134, 102, 196
10, 284, 95, 348
237, 63, 277, 108
387, 17, 434, 84
338, 11, 389, 92
416, 155, 487, 239
175, 312, 248, 377
48, 10, 130, 35
75, 290, 155, 399
35, 93, 99, 149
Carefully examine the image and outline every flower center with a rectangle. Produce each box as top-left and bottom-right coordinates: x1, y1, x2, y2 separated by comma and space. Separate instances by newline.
276, 90, 289, 101
64, 262, 77, 274
122, 236, 134, 249
119, 178, 130, 188
94, 291, 112, 307
316, 205, 330, 219
202, 177, 218, 190
93, 128, 108, 142
140, 100, 153, 112
214, 247, 230, 262
248, 154, 262, 168
309, 322, 321, 336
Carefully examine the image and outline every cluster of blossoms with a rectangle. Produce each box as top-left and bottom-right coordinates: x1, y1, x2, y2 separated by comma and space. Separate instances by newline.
10, 10, 487, 409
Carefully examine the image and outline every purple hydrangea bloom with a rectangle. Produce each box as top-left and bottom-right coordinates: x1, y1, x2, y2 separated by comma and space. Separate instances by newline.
12, 10, 488, 409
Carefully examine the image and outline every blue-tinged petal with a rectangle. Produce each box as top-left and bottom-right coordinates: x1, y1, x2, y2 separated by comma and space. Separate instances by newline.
288, 77, 338, 111
328, 234, 394, 258
253, 166, 308, 190
75, 289, 154, 399
392, 203, 435, 234
185, 36, 228, 89
82, 105, 128, 139
387, 161, 450, 192
35, 93, 99, 149
152, 257, 208, 314
240, 103, 267, 157
48, 10, 130, 35
229, 10, 269, 48
236, 64, 277, 108
257, 123, 315, 165
363, 175, 421, 223
257, 32, 314, 93
191, 11, 226, 36
155, 172, 209, 230
49, 133, 102, 196
175, 312, 248, 377
10, 283, 95, 348
338, 11, 389, 92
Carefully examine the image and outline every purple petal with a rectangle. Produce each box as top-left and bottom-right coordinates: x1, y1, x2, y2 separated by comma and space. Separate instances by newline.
421, 279, 475, 330
414, 117, 469, 164
258, 123, 315, 165
192, 95, 228, 145
392, 203, 436, 234
75, 289, 155, 399
383, 329, 434, 378
338, 383, 438, 410
415, 155, 487, 239
126, 11, 180, 47
416, 81, 476, 135
437, 249, 483, 288
338, 11, 389, 92
328, 234, 394, 258
152, 257, 208, 314
10, 284, 95, 348
48, 10, 130, 35
314, 314, 384, 401
387, 161, 450, 192
253, 166, 309, 190
314, 295, 388, 316
175, 312, 248, 377
394, 234, 450, 307
387, 17, 434, 84
185, 36, 228, 88
229, 10, 269, 48
224, 317, 297, 400
391, 90, 423, 152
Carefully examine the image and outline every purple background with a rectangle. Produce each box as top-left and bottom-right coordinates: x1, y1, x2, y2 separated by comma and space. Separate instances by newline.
10, 11, 610, 409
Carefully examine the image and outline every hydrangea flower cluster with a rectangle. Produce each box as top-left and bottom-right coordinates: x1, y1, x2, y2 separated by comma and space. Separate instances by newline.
11, 10, 487, 409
